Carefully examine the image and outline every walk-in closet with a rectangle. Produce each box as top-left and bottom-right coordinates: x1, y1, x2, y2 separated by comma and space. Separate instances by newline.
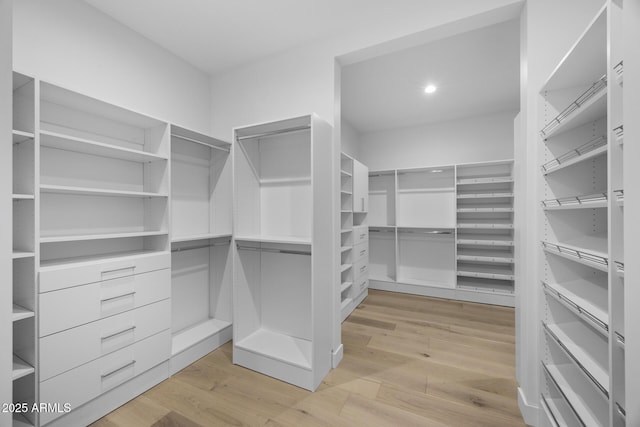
2, 0, 639, 426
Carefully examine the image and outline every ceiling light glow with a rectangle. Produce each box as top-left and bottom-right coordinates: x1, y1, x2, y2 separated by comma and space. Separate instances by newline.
431, 169, 443, 173
424, 84, 437, 94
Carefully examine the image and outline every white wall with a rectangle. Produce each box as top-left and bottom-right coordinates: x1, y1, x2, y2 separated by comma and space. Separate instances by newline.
341, 119, 361, 159
209, 0, 524, 140
1, 0, 12, 423
357, 110, 517, 171
13, 0, 212, 133
517, 0, 606, 424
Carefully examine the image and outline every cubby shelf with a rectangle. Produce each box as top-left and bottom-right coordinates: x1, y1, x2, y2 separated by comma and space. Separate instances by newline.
543, 279, 608, 333
12, 251, 35, 259
457, 223, 513, 229
40, 184, 168, 198
457, 263, 514, 281
541, 193, 608, 210
457, 234, 514, 246
12, 304, 35, 322
457, 248, 514, 263
340, 281, 353, 294
12, 355, 35, 381
457, 192, 513, 198
12, 129, 34, 143
40, 130, 168, 163
12, 193, 34, 200
40, 230, 168, 243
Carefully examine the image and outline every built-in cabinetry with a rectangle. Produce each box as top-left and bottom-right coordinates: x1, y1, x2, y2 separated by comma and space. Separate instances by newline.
339, 153, 368, 322
12, 71, 37, 427
537, 4, 626, 426
233, 115, 334, 391
169, 126, 232, 374
368, 160, 515, 307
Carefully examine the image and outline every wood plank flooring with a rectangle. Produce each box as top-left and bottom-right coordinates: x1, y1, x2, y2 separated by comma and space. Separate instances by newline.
91, 290, 525, 426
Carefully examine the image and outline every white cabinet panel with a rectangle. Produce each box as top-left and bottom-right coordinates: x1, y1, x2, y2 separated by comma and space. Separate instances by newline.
352, 160, 368, 213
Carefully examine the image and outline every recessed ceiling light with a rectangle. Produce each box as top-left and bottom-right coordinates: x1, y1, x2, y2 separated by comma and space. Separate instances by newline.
424, 84, 437, 94
431, 169, 443, 173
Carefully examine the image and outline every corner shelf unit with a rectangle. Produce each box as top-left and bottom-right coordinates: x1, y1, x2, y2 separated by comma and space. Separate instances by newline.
339, 153, 369, 322
169, 126, 233, 375
233, 115, 334, 391
537, 4, 626, 426
367, 160, 515, 307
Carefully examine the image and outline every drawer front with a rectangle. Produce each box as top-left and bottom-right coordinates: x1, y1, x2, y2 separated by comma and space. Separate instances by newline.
40, 268, 170, 337
40, 299, 170, 381
355, 274, 369, 293
39, 252, 170, 293
353, 255, 369, 280
40, 329, 170, 425
353, 226, 368, 245
353, 241, 368, 262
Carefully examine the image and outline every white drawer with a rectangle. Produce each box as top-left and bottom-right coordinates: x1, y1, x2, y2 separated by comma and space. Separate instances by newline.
353, 255, 369, 280
40, 299, 170, 381
40, 329, 170, 425
353, 225, 368, 245
353, 241, 368, 262
355, 274, 369, 293
39, 251, 170, 293
40, 268, 170, 337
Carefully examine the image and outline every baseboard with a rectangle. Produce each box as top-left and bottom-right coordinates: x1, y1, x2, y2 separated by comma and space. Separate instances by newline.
332, 344, 344, 368
518, 386, 539, 426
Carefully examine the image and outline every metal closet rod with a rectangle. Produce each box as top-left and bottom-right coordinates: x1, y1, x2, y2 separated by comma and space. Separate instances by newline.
171, 133, 230, 153
398, 230, 453, 235
236, 125, 310, 141
171, 241, 229, 252
237, 246, 311, 256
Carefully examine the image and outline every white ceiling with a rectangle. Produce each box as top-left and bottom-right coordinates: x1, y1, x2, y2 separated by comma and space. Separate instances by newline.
342, 19, 520, 133
83, 0, 451, 76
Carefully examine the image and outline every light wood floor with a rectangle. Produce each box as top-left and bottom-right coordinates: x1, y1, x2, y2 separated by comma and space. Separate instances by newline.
92, 290, 526, 427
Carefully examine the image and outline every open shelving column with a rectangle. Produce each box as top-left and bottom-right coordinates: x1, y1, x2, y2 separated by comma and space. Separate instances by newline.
339, 153, 355, 320
169, 125, 233, 374
233, 115, 334, 391
12, 71, 37, 427
456, 161, 515, 305
537, 4, 625, 426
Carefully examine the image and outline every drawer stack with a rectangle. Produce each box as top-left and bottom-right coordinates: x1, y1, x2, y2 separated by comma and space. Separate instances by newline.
352, 225, 369, 294
38, 252, 171, 425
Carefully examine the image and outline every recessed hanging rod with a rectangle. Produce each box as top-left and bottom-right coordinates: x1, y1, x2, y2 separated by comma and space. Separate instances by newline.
236, 125, 310, 142
398, 230, 453, 235
171, 134, 230, 152
237, 246, 311, 256
171, 242, 229, 252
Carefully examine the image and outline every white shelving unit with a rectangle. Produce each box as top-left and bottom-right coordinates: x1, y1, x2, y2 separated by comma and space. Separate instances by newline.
338, 153, 369, 322
11, 71, 37, 427
169, 125, 233, 375
537, 4, 626, 425
233, 115, 334, 391
368, 160, 515, 307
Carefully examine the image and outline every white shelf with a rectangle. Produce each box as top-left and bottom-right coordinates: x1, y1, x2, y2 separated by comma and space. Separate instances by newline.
12, 251, 35, 259
40, 249, 168, 269
12, 129, 34, 143
457, 234, 514, 246
12, 193, 34, 200
40, 230, 168, 243
457, 248, 513, 263
542, 234, 608, 270
457, 206, 513, 213
341, 264, 352, 273
340, 229, 352, 234
172, 233, 232, 243
341, 281, 353, 293
40, 130, 168, 163
396, 277, 455, 288
12, 355, 35, 381
541, 138, 607, 175
235, 328, 312, 370
540, 84, 607, 140
456, 277, 514, 294
457, 222, 513, 229
12, 304, 34, 322
234, 235, 311, 246
544, 363, 606, 427
543, 279, 608, 333
457, 263, 514, 281
40, 184, 168, 198
340, 170, 352, 177
544, 322, 609, 395
457, 177, 513, 185
541, 193, 607, 210
457, 192, 513, 199
172, 318, 232, 356
341, 190, 352, 195
340, 246, 352, 253
541, 395, 580, 427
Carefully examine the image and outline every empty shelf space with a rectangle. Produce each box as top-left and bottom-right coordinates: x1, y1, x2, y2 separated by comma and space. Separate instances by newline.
397, 227, 454, 235
12, 355, 35, 380
12, 193, 34, 200
457, 234, 514, 246
543, 322, 609, 395
541, 395, 579, 427
540, 76, 607, 139
541, 193, 607, 210
543, 279, 608, 332
340, 229, 352, 234
12, 304, 35, 322
341, 281, 353, 294
543, 363, 607, 427
457, 177, 513, 185
457, 192, 513, 199
12, 251, 35, 259
613, 125, 623, 145
457, 206, 513, 213
457, 263, 514, 280
541, 136, 607, 175
172, 233, 232, 243
457, 222, 513, 230
341, 246, 352, 253
40, 184, 168, 198
341, 264, 352, 273
40, 130, 168, 163
172, 318, 232, 356
234, 235, 312, 246
542, 234, 608, 270
40, 230, 168, 243
456, 277, 514, 294
396, 277, 455, 288
235, 328, 312, 370
457, 248, 514, 263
